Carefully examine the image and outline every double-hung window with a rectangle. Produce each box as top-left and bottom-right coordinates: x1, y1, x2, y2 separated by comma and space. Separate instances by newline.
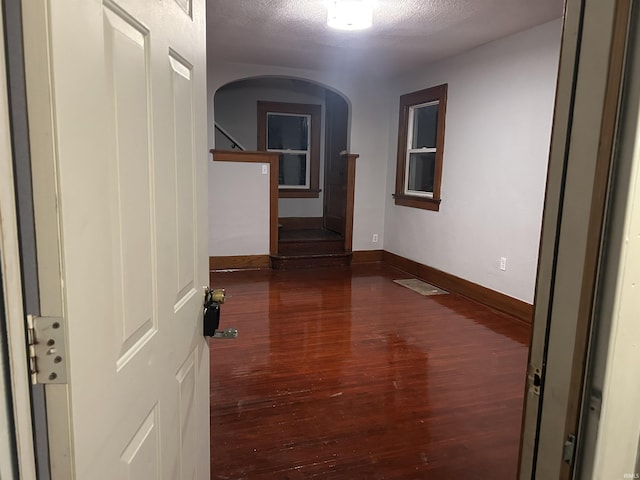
267, 112, 311, 188
394, 84, 447, 211
258, 101, 321, 198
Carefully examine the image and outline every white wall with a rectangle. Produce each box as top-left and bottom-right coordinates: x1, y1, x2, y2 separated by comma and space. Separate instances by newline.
207, 21, 562, 302
209, 161, 271, 256
208, 63, 390, 256
214, 79, 327, 218
590, 112, 640, 480
588, 20, 640, 474
384, 19, 562, 303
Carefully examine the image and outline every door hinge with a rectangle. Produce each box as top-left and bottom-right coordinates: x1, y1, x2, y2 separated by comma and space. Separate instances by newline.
26, 315, 68, 385
589, 389, 602, 417
563, 433, 576, 465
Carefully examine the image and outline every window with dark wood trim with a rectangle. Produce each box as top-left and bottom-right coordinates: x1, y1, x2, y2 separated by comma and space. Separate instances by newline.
393, 84, 447, 211
258, 101, 321, 198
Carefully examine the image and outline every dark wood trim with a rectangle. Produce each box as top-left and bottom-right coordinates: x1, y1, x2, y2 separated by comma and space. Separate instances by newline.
278, 188, 322, 198
352, 250, 383, 263
211, 149, 276, 164
381, 251, 420, 276
392, 194, 441, 211
394, 84, 447, 212
257, 101, 322, 198
278, 217, 324, 229
211, 149, 280, 256
344, 153, 359, 252
382, 251, 533, 323
270, 252, 352, 270
209, 255, 271, 271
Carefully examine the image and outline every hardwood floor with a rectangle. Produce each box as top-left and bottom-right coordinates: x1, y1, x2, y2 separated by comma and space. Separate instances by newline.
209, 264, 530, 479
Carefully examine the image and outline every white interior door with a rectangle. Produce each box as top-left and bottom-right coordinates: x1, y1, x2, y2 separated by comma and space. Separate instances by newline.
22, 0, 209, 478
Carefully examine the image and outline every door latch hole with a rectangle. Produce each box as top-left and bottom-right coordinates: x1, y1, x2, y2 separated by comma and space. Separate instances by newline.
533, 373, 541, 387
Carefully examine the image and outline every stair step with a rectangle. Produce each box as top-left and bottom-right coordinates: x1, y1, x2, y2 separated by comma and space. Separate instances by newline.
270, 252, 352, 270
278, 239, 344, 255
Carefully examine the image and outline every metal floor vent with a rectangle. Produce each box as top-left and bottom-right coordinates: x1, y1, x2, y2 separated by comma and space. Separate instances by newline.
393, 278, 449, 296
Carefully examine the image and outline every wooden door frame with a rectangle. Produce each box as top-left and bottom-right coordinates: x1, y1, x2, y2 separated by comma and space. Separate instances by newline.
342, 153, 359, 253
323, 88, 350, 242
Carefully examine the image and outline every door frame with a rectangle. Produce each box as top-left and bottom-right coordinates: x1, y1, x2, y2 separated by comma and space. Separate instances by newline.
0, 1, 38, 477
341, 153, 358, 253
519, 0, 634, 477
576, 4, 640, 473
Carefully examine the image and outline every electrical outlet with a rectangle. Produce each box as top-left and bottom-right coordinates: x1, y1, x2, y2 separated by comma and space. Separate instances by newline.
500, 257, 507, 271
372, 234, 379, 243
261, 164, 268, 175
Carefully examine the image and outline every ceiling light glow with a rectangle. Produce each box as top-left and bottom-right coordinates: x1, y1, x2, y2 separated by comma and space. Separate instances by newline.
327, 0, 373, 31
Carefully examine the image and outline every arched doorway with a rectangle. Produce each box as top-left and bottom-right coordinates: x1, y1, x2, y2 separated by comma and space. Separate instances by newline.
213, 77, 356, 268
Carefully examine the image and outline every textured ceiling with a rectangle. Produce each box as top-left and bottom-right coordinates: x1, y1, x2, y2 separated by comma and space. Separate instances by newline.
206, 0, 564, 78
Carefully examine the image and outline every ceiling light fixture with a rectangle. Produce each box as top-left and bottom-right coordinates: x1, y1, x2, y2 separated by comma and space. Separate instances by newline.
326, 0, 373, 31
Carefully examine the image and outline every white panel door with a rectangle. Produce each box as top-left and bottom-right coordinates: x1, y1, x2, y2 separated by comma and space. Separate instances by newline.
23, 0, 209, 478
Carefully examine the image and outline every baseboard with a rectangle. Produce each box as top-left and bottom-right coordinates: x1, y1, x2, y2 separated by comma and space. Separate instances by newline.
278, 217, 324, 229
352, 250, 384, 263
382, 251, 533, 324
209, 250, 533, 322
209, 255, 271, 271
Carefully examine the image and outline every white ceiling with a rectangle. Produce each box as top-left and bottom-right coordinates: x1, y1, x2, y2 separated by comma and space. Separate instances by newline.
206, 0, 564, 79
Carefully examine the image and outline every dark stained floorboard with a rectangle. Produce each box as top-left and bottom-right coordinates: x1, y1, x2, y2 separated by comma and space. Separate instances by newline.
209, 263, 530, 479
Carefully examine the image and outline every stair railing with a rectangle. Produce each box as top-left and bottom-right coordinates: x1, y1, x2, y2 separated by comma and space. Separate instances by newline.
214, 122, 246, 151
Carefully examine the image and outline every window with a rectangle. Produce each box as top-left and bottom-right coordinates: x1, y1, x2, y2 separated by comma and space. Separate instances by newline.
258, 102, 321, 198
393, 84, 447, 211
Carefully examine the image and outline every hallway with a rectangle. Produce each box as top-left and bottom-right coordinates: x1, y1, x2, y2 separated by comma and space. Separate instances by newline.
209, 263, 530, 479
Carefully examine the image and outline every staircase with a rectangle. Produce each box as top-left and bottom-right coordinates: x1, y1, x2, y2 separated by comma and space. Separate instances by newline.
271, 226, 351, 270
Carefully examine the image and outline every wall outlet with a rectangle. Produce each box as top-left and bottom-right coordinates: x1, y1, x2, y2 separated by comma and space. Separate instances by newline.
500, 257, 507, 271
261, 164, 268, 175
372, 234, 379, 243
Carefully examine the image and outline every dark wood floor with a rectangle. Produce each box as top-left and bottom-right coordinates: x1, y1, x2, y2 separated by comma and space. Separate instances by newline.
209, 263, 530, 479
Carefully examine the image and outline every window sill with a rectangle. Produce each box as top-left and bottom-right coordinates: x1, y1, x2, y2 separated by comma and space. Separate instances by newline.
279, 188, 322, 199
393, 193, 441, 211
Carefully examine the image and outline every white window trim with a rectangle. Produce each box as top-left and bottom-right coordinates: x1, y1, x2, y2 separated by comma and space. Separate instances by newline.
404, 101, 439, 197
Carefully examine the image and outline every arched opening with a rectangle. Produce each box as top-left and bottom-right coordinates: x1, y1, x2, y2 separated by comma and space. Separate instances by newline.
213, 76, 356, 267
